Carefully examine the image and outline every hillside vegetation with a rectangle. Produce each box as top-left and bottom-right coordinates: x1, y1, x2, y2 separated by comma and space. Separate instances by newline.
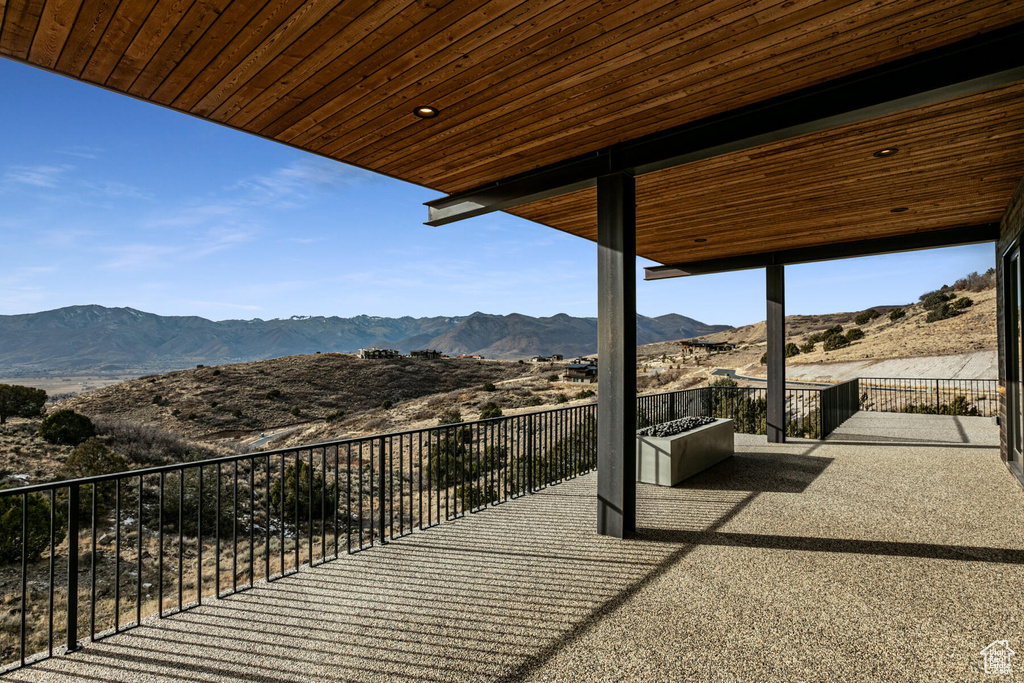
59, 354, 535, 439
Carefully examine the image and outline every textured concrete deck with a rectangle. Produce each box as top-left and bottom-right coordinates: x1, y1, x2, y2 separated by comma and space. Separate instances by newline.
10, 413, 1024, 682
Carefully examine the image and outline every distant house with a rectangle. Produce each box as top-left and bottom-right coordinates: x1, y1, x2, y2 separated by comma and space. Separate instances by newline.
571, 356, 596, 365
358, 348, 400, 359
550, 354, 564, 361
530, 355, 550, 363
564, 363, 598, 383
456, 354, 485, 360
410, 349, 442, 359
680, 340, 736, 354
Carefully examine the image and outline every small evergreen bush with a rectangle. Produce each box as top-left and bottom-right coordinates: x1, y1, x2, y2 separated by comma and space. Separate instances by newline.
784, 342, 800, 358
889, 308, 905, 321
479, 402, 502, 419
951, 296, 973, 310
823, 334, 850, 351
38, 410, 96, 446
845, 328, 865, 341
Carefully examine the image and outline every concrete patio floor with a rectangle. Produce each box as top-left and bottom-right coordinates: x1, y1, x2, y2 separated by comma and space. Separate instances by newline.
9, 413, 1024, 682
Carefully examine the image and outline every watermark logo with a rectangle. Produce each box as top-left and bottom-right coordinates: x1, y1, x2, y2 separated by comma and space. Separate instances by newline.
981, 640, 1015, 675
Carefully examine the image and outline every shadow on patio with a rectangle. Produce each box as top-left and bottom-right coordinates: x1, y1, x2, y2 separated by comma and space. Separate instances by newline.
9, 413, 1023, 682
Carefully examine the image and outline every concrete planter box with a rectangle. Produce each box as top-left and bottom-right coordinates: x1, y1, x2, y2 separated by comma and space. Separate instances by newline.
636, 418, 734, 486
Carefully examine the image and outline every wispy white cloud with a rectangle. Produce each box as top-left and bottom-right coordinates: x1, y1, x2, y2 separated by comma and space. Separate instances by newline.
100, 243, 180, 270
232, 158, 375, 208
82, 180, 154, 201
189, 228, 255, 258
56, 146, 103, 159
2, 164, 72, 188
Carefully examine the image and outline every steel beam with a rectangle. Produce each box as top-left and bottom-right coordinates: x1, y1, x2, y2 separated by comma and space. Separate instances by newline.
645, 224, 1000, 280
766, 265, 786, 444
425, 25, 1024, 226
596, 172, 637, 538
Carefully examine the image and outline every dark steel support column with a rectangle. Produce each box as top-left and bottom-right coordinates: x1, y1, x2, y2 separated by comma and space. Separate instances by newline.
766, 265, 786, 443
596, 172, 637, 538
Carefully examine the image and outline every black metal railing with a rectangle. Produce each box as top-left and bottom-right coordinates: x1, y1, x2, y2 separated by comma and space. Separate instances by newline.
0, 403, 597, 672
820, 379, 860, 437
858, 378, 998, 417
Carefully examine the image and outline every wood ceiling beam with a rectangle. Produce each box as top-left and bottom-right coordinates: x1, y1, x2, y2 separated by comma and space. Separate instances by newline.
424, 23, 1024, 227
643, 224, 1000, 280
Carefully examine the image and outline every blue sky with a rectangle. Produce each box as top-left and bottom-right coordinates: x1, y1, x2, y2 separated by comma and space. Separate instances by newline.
0, 58, 996, 328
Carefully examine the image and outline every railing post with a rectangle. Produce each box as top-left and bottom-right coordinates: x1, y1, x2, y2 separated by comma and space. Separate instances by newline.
934, 379, 940, 412
669, 392, 676, 421
65, 483, 81, 653
526, 414, 534, 493
377, 437, 386, 544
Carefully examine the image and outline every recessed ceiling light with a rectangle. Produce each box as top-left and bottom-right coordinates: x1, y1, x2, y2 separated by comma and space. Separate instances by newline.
873, 147, 899, 158
891, 207, 909, 213
694, 238, 707, 243
413, 106, 439, 119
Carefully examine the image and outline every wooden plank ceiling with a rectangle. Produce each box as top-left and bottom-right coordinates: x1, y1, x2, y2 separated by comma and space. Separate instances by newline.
1, 1, 1022, 265
512, 81, 1024, 265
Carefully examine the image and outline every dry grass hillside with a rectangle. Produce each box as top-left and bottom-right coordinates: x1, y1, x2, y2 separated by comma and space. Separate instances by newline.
59, 354, 537, 440
634, 281, 996, 388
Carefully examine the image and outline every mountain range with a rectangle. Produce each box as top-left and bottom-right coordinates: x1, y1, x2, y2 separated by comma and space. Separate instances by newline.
0, 305, 731, 375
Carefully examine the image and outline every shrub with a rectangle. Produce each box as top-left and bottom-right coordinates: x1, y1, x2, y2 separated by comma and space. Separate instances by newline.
799, 341, 815, 354
759, 353, 767, 365
456, 483, 500, 509
525, 397, 544, 407
437, 409, 462, 426
379, 400, 393, 410
710, 376, 737, 388
822, 325, 844, 339
951, 296, 973, 310
269, 460, 335, 523
62, 438, 128, 479
555, 393, 569, 404
786, 408, 821, 439
212, 369, 221, 376
482, 383, 496, 392
807, 333, 824, 344
900, 395, 979, 417
93, 417, 220, 466
953, 269, 996, 292
171, 409, 180, 417
920, 290, 951, 310
0, 384, 47, 425
889, 308, 906, 321
845, 328, 865, 341
265, 389, 282, 400
151, 394, 164, 405
231, 409, 243, 418
854, 310, 874, 325
290, 406, 302, 416
823, 334, 850, 351
574, 389, 595, 400
38, 410, 95, 446
325, 411, 345, 422
0, 492, 65, 564
479, 402, 502, 419
427, 432, 503, 488
547, 375, 559, 382
925, 303, 953, 323
784, 342, 800, 358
